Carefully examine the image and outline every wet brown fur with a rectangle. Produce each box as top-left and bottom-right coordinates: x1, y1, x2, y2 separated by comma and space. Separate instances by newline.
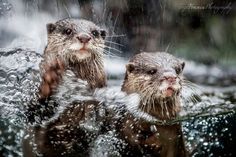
31, 100, 103, 157
119, 52, 188, 157
23, 18, 107, 157
39, 18, 107, 99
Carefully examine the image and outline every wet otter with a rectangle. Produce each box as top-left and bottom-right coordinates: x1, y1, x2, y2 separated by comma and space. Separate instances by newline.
39, 18, 107, 99
122, 52, 184, 120
23, 18, 108, 156
25, 18, 107, 123
116, 52, 187, 156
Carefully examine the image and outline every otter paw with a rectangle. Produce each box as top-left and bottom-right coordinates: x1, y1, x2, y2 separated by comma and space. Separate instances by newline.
39, 59, 65, 99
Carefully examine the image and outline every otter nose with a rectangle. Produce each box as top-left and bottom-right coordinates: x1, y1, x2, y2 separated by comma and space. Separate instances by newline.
164, 76, 177, 83
77, 33, 91, 43
162, 72, 177, 83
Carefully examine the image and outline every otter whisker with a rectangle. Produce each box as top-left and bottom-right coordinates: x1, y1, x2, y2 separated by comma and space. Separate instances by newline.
108, 10, 120, 51
164, 101, 170, 119
96, 48, 120, 58
160, 100, 164, 116
105, 34, 126, 37
141, 90, 153, 111
190, 96, 200, 103
151, 93, 156, 112
182, 79, 201, 90
147, 92, 155, 112
103, 45, 123, 54
144, 91, 153, 113
103, 50, 119, 58
95, 44, 117, 55
104, 40, 124, 47
182, 94, 199, 104
139, 83, 160, 114
181, 85, 201, 104
172, 96, 177, 116
182, 83, 199, 92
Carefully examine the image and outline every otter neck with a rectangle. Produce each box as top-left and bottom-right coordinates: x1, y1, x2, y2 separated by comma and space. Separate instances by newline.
69, 58, 107, 90
139, 96, 181, 120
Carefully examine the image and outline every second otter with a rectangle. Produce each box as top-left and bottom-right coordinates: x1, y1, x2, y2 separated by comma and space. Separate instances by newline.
117, 52, 187, 156
90, 52, 188, 157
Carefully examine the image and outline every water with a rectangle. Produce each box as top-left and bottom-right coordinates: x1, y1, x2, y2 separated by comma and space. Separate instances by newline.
0, 48, 236, 156
0, 48, 41, 156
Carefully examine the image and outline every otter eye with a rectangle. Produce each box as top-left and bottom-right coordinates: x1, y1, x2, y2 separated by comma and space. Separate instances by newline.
147, 69, 157, 75
91, 30, 99, 38
65, 28, 72, 35
100, 30, 106, 39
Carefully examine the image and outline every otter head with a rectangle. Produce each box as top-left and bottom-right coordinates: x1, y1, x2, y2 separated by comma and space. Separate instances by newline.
122, 52, 185, 119
45, 18, 106, 63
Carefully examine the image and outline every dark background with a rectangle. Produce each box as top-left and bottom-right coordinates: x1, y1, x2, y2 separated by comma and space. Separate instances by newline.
0, 0, 236, 66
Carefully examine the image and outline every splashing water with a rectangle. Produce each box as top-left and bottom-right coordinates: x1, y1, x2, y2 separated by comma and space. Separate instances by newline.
0, 46, 236, 156
0, 48, 42, 156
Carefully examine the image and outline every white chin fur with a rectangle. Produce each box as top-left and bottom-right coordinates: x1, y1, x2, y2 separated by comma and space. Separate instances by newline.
76, 50, 91, 60
68, 43, 91, 60
69, 43, 83, 50
159, 82, 180, 92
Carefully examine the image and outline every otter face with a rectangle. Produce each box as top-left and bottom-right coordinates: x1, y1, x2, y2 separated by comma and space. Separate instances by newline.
123, 52, 185, 100
46, 19, 106, 63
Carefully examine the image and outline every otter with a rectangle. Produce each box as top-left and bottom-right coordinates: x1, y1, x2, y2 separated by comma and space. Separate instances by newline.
26, 18, 107, 123
115, 52, 188, 156
39, 18, 107, 99
88, 52, 188, 157
23, 18, 108, 157
122, 52, 184, 120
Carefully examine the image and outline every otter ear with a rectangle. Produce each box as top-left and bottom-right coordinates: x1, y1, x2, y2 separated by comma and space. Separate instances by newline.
46, 23, 56, 34
181, 62, 185, 70
126, 63, 135, 74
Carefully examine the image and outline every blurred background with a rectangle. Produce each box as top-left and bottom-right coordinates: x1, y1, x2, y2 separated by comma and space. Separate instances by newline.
0, 0, 236, 156
0, 0, 236, 85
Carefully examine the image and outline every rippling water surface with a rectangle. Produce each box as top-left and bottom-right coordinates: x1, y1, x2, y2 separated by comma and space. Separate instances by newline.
0, 48, 235, 156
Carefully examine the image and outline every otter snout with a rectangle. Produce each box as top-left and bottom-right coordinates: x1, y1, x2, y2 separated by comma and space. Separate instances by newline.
161, 72, 177, 84
76, 33, 91, 43
66, 33, 94, 61
159, 72, 181, 97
